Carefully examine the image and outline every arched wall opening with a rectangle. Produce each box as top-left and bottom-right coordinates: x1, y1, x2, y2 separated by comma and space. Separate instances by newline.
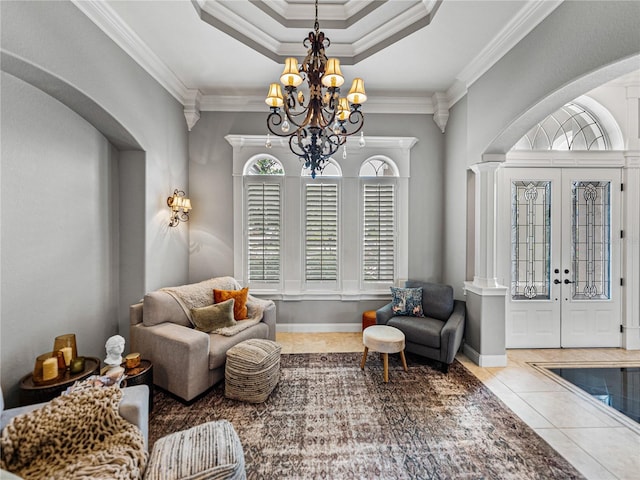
0, 57, 146, 407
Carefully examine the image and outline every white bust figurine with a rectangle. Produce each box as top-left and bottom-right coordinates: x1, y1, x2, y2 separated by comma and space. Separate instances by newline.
104, 335, 125, 367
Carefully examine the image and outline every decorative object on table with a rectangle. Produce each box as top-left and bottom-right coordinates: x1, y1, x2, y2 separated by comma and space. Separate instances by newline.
32, 352, 62, 385
264, 0, 367, 179
20, 357, 101, 406
104, 335, 125, 368
52, 333, 77, 368
225, 339, 281, 403
167, 188, 192, 227
124, 352, 141, 369
69, 356, 85, 374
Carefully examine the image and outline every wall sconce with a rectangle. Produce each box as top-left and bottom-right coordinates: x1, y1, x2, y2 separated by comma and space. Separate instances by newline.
167, 189, 192, 227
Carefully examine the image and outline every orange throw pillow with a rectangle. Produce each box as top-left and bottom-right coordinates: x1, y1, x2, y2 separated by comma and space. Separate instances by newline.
213, 287, 248, 320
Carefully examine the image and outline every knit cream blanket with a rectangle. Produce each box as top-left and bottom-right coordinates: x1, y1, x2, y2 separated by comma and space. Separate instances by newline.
1, 385, 147, 480
162, 277, 270, 336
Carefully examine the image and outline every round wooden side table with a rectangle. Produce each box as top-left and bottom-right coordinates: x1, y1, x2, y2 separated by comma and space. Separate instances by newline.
123, 360, 154, 412
19, 356, 101, 406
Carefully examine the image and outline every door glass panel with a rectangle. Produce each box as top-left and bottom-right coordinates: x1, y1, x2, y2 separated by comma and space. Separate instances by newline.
572, 181, 611, 300
511, 181, 551, 300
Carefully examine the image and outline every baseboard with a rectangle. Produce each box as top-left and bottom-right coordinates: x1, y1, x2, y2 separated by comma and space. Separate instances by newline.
276, 323, 362, 333
463, 344, 507, 367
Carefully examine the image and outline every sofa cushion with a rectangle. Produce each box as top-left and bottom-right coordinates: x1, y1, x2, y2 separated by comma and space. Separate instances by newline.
405, 281, 454, 321
191, 299, 236, 333
143, 291, 191, 327
214, 287, 249, 320
388, 316, 444, 349
390, 286, 424, 317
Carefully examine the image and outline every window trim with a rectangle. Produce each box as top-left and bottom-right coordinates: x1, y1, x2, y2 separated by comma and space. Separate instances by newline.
227, 134, 416, 300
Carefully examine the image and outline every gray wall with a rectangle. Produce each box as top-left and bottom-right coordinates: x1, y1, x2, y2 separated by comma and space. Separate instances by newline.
188, 111, 444, 325
443, 97, 468, 299
468, 0, 640, 159
0, 0, 189, 406
1, 73, 119, 405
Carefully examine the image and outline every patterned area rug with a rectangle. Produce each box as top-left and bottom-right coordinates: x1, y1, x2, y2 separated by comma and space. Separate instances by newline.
149, 353, 584, 479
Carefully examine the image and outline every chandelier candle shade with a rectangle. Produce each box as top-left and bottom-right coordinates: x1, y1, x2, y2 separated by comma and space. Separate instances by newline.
265, 0, 367, 178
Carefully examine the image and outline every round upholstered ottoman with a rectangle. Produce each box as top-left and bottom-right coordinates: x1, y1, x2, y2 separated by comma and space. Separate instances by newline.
144, 420, 245, 480
225, 339, 281, 403
360, 325, 408, 383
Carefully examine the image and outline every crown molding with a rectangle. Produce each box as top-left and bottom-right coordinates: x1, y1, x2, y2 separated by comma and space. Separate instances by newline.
71, 0, 189, 104
450, 0, 562, 107
200, 93, 434, 115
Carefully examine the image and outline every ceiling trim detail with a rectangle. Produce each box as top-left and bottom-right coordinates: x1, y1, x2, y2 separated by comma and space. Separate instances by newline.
452, 0, 563, 97
194, 0, 442, 65
71, 0, 189, 104
73, 0, 561, 130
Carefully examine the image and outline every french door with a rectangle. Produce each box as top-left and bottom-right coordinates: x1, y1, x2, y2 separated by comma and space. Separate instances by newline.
500, 168, 621, 348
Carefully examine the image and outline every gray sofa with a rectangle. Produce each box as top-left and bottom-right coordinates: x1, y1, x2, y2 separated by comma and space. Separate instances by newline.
376, 281, 465, 373
130, 277, 276, 402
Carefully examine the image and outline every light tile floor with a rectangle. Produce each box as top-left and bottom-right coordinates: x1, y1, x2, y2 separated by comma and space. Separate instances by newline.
275, 332, 640, 480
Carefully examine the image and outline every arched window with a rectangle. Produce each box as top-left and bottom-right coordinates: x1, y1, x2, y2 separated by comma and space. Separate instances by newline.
243, 155, 284, 287
359, 157, 399, 177
512, 103, 610, 151
301, 158, 342, 177
244, 156, 284, 175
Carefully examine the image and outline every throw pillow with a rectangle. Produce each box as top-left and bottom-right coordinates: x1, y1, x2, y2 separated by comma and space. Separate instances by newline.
191, 299, 237, 332
213, 287, 249, 320
390, 286, 424, 317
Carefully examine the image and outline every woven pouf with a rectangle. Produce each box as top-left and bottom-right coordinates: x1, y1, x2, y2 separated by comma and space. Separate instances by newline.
225, 339, 281, 403
144, 420, 245, 480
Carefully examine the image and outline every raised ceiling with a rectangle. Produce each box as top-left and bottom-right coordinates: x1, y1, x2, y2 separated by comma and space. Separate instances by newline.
73, 0, 563, 128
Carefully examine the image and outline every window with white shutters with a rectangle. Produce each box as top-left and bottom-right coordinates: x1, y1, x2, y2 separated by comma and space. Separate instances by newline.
246, 182, 281, 283
305, 183, 338, 281
362, 183, 395, 282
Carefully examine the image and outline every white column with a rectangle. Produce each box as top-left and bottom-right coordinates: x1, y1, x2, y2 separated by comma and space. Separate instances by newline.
464, 157, 507, 367
470, 159, 503, 288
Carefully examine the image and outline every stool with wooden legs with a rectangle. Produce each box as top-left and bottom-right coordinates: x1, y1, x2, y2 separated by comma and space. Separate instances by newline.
360, 325, 408, 382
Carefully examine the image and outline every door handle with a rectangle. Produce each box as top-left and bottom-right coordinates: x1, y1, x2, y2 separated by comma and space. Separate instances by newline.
553, 279, 561, 284
564, 279, 574, 284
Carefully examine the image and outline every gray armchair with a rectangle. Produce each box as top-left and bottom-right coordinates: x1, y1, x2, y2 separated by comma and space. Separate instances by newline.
376, 281, 465, 373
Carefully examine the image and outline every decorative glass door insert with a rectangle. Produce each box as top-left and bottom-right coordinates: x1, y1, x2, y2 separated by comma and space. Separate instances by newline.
571, 181, 611, 300
511, 181, 551, 300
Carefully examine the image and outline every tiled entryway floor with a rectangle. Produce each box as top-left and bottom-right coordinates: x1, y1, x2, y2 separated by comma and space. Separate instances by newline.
276, 332, 640, 480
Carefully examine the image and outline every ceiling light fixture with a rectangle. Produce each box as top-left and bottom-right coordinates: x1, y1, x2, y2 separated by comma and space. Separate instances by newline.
265, 0, 367, 178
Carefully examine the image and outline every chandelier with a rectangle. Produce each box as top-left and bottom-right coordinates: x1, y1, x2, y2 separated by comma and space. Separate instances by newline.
265, 0, 367, 178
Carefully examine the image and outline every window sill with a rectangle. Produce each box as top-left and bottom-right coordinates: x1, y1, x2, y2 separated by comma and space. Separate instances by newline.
250, 290, 391, 302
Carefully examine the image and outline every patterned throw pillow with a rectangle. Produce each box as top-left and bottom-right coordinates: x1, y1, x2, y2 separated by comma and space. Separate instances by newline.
390, 286, 424, 317
191, 299, 237, 332
213, 287, 249, 320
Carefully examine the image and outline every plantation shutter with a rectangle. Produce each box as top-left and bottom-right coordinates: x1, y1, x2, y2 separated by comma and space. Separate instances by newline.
246, 182, 281, 283
305, 183, 338, 281
363, 183, 395, 281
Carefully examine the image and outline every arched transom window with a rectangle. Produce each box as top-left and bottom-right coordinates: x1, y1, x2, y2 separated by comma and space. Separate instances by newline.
513, 103, 610, 151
